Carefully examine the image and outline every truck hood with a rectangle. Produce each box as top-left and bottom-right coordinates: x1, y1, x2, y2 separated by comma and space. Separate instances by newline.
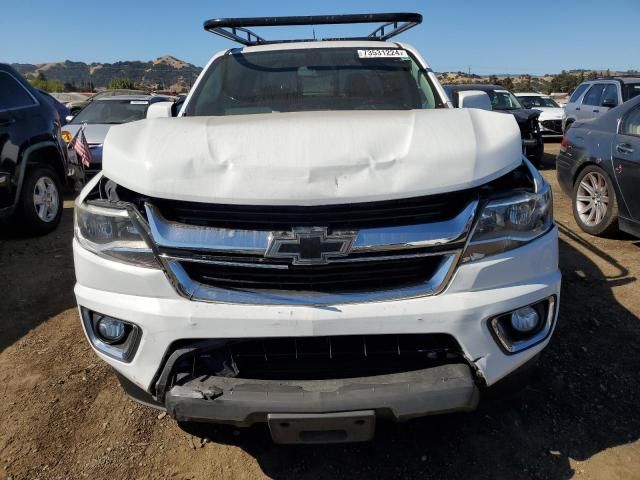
103, 109, 522, 205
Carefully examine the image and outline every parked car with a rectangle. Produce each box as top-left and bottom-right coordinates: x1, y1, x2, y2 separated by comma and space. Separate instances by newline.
557, 95, 640, 237
444, 84, 544, 165
515, 92, 565, 138
61, 94, 171, 177
0, 64, 73, 234
50, 92, 94, 116
563, 77, 640, 133
38, 89, 71, 126
73, 13, 560, 444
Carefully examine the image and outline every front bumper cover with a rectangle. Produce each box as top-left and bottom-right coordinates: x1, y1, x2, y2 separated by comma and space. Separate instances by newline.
164, 363, 479, 427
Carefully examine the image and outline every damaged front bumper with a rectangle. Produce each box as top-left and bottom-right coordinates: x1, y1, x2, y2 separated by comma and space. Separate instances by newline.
75, 225, 560, 442
166, 365, 478, 434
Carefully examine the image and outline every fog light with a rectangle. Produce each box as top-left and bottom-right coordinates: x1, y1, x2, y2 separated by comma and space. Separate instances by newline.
510, 306, 540, 333
80, 308, 141, 362
97, 316, 126, 343
488, 296, 556, 355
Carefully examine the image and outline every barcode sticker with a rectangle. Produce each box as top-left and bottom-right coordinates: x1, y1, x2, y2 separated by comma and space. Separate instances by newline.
357, 49, 408, 59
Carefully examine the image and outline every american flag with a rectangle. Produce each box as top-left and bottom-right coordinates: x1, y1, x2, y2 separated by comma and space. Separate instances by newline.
69, 126, 92, 168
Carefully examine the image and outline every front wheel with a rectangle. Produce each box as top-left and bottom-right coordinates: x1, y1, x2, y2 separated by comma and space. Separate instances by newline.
572, 166, 619, 236
16, 166, 64, 235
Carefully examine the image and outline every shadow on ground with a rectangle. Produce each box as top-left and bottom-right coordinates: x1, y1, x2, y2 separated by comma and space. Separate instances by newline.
0, 206, 76, 352
179, 233, 640, 479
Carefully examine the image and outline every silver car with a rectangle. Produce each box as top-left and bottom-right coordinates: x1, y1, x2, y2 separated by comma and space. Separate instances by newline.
563, 77, 640, 133
62, 94, 171, 176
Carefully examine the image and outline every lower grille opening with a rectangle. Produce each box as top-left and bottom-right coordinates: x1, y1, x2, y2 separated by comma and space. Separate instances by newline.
180, 255, 444, 293
168, 334, 464, 382
541, 119, 562, 133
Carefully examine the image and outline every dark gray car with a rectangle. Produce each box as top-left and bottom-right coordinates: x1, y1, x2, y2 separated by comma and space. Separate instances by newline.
557, 95, 640, 237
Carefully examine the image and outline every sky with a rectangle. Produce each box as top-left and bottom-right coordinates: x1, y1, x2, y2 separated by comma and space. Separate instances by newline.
1, 0, 639, 75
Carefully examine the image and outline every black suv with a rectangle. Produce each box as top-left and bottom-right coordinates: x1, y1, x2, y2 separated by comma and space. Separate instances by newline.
0, 64, 72, 234
444, 84, 544, 166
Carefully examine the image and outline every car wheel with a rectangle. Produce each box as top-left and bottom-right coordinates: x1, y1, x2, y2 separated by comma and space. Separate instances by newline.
16, 165, 63, 235
572, 166, 619, 236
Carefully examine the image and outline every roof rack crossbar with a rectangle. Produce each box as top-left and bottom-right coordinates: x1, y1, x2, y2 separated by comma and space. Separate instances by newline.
204, 13, 422, 46
208, 26, 266, 45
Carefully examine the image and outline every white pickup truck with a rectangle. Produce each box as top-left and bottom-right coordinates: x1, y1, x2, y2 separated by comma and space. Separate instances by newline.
73, 13, 560, 444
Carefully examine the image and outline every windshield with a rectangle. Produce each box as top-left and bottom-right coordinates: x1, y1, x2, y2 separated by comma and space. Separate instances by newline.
517, 95, 560, 108
71, 99, 150, 124
185, 48, 444, 116
485, 89, 523, 110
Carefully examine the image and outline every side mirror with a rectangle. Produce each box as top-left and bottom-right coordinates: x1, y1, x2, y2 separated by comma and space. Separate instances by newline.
601, 98, 618, 108
146, 101, 174, 119
458, 91, 492, 111
65, 114, 74, 123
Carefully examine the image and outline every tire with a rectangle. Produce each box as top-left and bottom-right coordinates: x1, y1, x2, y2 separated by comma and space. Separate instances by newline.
572, 165, 619, 237
15, 165, 63, 236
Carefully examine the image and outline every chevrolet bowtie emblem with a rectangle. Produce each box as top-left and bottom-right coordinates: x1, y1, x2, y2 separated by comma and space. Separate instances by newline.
265, 227, 357, 265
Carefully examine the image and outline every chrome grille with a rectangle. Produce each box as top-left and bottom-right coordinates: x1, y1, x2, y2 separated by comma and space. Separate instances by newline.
540, 119, 563, 134
141, 196, 479, 305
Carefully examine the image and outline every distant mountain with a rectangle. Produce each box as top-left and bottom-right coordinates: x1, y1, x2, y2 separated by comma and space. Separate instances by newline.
11, 56, 202, 92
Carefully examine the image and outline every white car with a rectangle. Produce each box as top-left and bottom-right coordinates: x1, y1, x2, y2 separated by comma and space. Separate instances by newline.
72, 13, 560, 444
515, 92, 565, 138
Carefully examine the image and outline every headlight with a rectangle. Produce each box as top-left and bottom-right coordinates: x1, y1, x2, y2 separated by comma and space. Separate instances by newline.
75, 202, 159, 268
463, 181, 553, 261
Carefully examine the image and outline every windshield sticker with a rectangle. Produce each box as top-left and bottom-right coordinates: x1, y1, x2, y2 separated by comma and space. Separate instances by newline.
357, 49, 408, 59
130, 101, 149, 105
495, 90, 510, 93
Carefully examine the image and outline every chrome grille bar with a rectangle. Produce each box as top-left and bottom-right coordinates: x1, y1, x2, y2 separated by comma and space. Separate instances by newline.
145, 200, 478, 256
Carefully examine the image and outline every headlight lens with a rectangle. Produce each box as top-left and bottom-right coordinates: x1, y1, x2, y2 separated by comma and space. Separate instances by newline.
463, 181, 553, 261
75, 202, 158, 268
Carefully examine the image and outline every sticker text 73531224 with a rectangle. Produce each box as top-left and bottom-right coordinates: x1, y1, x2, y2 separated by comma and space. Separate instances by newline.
357, 49, 409, 59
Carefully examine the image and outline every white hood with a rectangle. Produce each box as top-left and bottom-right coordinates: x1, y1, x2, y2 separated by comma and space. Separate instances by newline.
102, 109, 522, 206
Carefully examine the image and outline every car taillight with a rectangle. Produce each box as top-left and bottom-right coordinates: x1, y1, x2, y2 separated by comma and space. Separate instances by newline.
560, 135, 569, 151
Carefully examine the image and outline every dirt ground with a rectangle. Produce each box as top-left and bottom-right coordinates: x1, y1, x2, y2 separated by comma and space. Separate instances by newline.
1, 142, 639, 480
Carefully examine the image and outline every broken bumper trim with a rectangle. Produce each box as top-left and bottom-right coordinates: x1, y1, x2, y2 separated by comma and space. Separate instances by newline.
164, 363, 479, 427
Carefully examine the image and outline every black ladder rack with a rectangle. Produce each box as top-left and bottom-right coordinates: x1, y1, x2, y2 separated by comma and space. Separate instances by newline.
203, 13, 423, 46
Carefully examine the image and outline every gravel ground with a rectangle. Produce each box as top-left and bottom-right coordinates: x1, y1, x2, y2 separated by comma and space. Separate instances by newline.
0, 142, 639, 480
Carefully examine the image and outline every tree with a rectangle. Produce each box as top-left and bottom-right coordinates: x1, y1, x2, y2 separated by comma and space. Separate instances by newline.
108, 78, 137, 90
498, 76, 514, 91
29, 77, 64, 92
